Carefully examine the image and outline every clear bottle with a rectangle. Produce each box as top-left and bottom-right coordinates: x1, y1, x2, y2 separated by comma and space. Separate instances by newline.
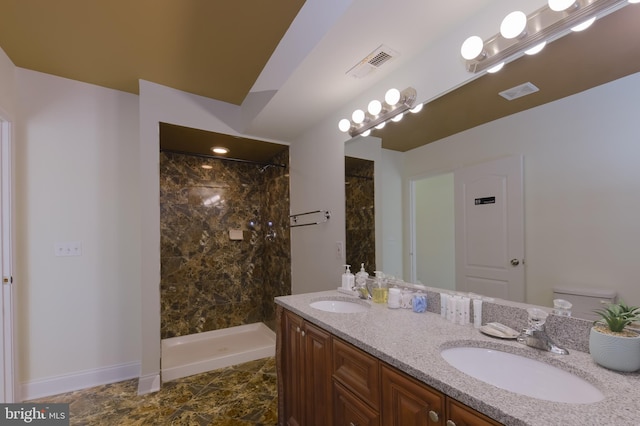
371, 271, 388, 303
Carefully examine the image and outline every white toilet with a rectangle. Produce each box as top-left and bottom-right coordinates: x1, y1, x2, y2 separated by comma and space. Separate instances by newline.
552, 287, 617, 321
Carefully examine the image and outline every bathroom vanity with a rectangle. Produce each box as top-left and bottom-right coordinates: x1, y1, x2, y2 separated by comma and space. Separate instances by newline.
275, 290, 640, 426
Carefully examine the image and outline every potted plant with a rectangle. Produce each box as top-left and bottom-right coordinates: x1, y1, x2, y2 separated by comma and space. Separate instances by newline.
589, 302, 640, 372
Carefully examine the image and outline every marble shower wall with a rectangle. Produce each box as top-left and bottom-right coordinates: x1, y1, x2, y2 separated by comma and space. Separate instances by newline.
345, 157, 376, 274
160, 150, 291, 339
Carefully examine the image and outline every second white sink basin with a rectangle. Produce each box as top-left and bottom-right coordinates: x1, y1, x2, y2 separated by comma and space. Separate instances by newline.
310, 299, 369, 313
441, 347, 604, 404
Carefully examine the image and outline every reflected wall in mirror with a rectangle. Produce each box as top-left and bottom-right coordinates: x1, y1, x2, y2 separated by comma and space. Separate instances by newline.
412, 173, 455, 291
345, 156, 375, 273
344, 72, 640, 313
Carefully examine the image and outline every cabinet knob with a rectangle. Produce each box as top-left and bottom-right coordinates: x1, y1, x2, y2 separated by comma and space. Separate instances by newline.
349, 423, 358, 426
428, 410, 439, 422
301, 330, 306, 337
296, 326, 300, 333
446, 420, 456, 426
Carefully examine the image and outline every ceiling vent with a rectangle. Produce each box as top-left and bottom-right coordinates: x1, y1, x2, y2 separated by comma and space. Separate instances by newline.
346, 45, 399, 79
499, 82, 540, 101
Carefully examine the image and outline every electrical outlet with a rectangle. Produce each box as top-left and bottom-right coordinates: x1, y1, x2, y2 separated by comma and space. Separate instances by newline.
54, 241, 82, 257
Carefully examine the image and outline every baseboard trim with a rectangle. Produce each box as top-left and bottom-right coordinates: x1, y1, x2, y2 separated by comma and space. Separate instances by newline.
20, 361, 140, 401
137, 373, 161, 395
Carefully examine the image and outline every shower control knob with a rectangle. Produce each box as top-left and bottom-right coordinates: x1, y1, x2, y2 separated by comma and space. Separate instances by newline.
510, 258, 520, 266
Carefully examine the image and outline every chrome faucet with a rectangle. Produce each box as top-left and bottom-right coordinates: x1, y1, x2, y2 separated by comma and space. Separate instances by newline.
355, 279, 372, 300
517, 308, 569, 355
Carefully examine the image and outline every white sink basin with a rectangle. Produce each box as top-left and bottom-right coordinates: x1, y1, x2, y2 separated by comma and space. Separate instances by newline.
310, 299, 369, 313
441, 347, 603, 404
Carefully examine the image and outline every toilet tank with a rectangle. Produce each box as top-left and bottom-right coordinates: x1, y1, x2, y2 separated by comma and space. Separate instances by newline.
552, 287, 617, 321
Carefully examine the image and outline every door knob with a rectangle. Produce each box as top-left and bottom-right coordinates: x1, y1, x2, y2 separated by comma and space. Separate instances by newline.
510, 258, 520, 266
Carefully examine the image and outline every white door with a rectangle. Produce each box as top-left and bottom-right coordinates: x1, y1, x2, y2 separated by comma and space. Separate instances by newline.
0, 117, 15, 402
454, 156, 524, 301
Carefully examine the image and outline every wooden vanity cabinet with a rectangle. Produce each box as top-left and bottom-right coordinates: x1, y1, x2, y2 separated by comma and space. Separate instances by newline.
280, 309, 333, 426
278, 308, 502, 426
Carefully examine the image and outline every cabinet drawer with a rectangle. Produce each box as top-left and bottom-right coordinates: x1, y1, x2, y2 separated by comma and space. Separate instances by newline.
446, 397, 502, 426
332, 338, 380, 410
334, 381, 380, 426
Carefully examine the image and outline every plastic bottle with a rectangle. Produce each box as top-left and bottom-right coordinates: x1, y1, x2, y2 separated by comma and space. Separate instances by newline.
355, 263, 369, 287
341, 265, 354, 290
372, 271, 388, 303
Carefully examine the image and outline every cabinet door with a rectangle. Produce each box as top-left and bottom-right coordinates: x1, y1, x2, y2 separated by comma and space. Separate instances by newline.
282, 310, 304, 426
334, 381, 380, 426
304, 322, 333, 426
381, 364, 445, 426
446, 398, 502, 426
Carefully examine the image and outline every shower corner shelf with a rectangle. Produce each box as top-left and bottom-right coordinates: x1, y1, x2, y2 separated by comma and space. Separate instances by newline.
289, 210, 331, 228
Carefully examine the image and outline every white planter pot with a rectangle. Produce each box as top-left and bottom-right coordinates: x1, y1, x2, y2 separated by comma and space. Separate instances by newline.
589, 327, 640, 372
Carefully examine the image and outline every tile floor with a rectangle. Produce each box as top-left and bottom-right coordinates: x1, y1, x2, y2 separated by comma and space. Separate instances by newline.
29, 357, 278, 425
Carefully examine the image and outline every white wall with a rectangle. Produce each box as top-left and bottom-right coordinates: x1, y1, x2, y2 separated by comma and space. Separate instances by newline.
14, 69, 141, 398
290, 119, 346, 294
403, 73, 640, 307
0, 47, 15, 117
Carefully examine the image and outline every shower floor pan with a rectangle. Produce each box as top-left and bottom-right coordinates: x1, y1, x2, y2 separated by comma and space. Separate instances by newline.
161, 322, 276, 382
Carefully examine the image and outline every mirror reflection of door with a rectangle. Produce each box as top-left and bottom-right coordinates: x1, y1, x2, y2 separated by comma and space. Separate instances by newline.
345, 156, 376, 274
455, 155, 525, 301
411, 173, 455, 290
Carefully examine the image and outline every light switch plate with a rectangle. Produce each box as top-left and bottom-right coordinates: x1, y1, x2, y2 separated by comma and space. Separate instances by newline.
54, 241, 82, 257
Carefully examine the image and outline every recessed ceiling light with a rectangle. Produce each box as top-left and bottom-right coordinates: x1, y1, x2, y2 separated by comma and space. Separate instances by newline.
211, 146, 229, 155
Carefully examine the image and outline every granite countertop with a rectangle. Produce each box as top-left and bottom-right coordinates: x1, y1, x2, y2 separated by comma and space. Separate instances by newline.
275, 290, 640, 426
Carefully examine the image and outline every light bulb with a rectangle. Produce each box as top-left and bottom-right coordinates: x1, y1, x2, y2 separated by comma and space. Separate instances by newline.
487, 62, 504, 73
391, 113, 403, 123
571, 17, 595, 32
375, 122, 386, 130
338, 118, 351, 133
368, 100, 382, 116
385, 88, 401, 106
352, 109, 365, 124
548, 0, 577, 12
211, 146, 229, 154
410, 103, 423, 114
500, 11, 527, 39
460, 36, 484, 60
361, 129, 371, 137
525, 41, 546, 55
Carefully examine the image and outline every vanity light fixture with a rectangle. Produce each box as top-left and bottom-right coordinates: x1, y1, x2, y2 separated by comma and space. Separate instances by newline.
460, 0, 634, 74
338, 87, 419, 137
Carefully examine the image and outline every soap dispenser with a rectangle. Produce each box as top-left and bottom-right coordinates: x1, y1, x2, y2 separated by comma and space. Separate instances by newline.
342, 265, 355, 290
372, 271, 388, 303
355, 263, 368, 286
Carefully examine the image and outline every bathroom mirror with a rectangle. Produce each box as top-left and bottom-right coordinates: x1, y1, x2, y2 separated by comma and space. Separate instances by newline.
343, 7, 640, 308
